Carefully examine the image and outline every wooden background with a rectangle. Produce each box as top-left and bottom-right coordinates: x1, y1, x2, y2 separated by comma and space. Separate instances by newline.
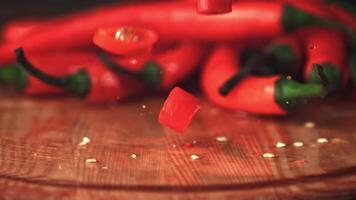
0, 91, 356, 199
1, 1, 356, 199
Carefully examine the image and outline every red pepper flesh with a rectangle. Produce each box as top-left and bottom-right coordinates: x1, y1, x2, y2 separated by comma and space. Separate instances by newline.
158, 87, 201, 133
93, 26, 158, 56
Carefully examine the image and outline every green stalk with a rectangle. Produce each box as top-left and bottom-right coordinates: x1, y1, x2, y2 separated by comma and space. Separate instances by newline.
0, 65, 28, 90
96, 50, 162, 88
15, 48, 90, 98
275, 65, 328, 111
308, 63, 342, 93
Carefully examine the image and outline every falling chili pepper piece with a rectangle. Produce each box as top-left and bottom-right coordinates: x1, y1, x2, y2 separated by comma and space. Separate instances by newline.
15, 48, 143, 103
1, 1, 354, 64
201, 45, 326, 115
158, 87, 201, 133
93, 26, 158, 56
196, 0, 232, 14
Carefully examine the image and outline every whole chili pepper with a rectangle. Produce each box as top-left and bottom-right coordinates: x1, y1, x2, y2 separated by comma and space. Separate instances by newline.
15, 48, 144, 103
0, 50, 96, 95
302, 28, 347, 93
196, 0, 232, 14
201, 45, 326, 115
98, 42, 206, 90
0, 1, 353, 64
219, 35, 302, 95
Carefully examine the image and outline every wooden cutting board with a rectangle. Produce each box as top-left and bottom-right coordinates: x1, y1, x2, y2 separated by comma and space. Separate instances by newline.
0, 92, 356, 200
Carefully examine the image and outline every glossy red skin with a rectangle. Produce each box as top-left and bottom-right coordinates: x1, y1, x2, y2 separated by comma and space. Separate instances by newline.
1, 19, 39, 43
155, 43, 205, 89
23, 50, 96, 95
301, 28, 348, 84
110, 42, 205, 90
0, 1, 284, 64
158, 87, 201, 133
196, 0, 232, 14
84, 60, 144, 104
201, 45, 286, 115
93, 27, 158, 56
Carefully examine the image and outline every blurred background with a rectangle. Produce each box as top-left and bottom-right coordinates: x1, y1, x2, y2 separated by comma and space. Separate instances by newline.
0, 0, 138, 24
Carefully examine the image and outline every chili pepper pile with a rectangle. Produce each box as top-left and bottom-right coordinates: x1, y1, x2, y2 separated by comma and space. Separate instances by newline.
0, 0, 355, 121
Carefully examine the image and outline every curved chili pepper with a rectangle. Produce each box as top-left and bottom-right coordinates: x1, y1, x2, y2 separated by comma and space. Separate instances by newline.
201, 45, 326, 115
99, 42, 206, 90
302, 28, 348, 92
93, 26, 158, 56
0, 50, 96, 95
0, 1, 353, 64
15, 48, 143, 103
219, 35, 302, 95
196, 0, 232, 14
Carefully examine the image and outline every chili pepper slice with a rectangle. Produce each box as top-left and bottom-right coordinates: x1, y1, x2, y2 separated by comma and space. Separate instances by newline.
201, 45, 326, 115
158, 86, 201, 133
196, 0, 232, 14
93, 26, 158, 56
15, 48, 143, 103
219, 36, 302, 95
1, 1, 353, 64
99, 42, 205, 90
302, 28, 347, 93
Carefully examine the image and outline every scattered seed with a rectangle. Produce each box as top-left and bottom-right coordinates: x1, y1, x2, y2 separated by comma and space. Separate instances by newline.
263, 153, 275, 158
102, 166, 109, 170
304, 121, 315, 128
317, 138, 328, 144
78, 137, 90, 146
276, 142, 286, 148
331, 138, 349, 144
141, 105, 147, 109
192, 140, 197, 145
191, 155, 200, 160
216, 136, 228, 142
85, 158, 97, 163
293, 142, 304, 147
172, 144, 177, 148
131, 154, 137, 159
286, 76, 292, 80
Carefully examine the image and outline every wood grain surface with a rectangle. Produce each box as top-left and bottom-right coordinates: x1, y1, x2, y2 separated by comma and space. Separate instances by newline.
0, 91, 356, 199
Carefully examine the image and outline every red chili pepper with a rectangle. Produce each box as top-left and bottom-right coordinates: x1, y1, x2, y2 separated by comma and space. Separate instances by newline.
219, 35, 302, 95
196, 0, 232, 14
302, 28, 348, 92
201, 45, 326, 115
99, 42, 206, 90
1, 18, 40, 43
0, 1, 351, 64
15, 48, 144, 103
93, 26, 158, 56
158, 86, 201, 133
0, 50, 95, 95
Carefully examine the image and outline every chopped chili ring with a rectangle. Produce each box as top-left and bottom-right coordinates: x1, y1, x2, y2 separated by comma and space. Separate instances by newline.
93, 26, 158, 56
